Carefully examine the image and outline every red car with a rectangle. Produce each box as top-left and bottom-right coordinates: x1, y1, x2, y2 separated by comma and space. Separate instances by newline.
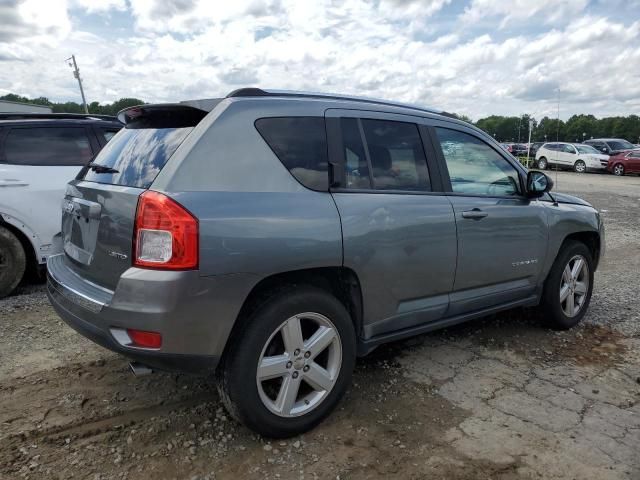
607, 150, 640, 176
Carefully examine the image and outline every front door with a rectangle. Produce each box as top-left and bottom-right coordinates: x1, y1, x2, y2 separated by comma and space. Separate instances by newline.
326, 110, 457, 338
431, 126, 549, 315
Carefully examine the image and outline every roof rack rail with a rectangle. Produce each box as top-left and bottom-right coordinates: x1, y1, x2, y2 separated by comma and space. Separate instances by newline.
226, 88, 443, 115
0, 112, 119, 121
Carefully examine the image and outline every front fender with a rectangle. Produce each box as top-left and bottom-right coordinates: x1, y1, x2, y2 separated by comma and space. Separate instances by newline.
542, 202, 601, 280
0, 212, 46, 263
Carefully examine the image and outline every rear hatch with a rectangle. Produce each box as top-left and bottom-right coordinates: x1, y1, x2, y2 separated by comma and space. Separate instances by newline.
61, 104, 208, 290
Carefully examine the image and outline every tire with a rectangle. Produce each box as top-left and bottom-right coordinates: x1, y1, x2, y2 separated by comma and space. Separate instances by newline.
612, 163, 625, 176
217, 286, 356, 438
574, 160, 586, 173
536, 157, 547, 170
539, 240, 594, 330
0, 226, 27, 298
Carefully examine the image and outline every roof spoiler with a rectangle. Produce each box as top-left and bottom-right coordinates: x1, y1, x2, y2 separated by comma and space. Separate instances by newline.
117, 99, 221, 128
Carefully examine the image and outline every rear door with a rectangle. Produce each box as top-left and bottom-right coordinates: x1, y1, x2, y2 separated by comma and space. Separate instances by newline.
0, 124, 96, 261
430, 125, 548, 315
627, 151, 640, 173
326, 109, 457, 338
61, 106, 207, 290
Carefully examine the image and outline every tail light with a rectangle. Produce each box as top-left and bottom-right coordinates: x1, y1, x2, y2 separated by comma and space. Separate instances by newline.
133, 191, 198, 270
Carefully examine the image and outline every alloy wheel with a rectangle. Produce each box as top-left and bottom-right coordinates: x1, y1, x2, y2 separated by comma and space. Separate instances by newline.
613, 164, 624, 176
559, 254, 589, 318
574, 161, 586, 173
256, 312, 342, 418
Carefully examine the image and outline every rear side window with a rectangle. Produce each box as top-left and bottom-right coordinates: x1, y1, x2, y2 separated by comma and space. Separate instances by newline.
255, 117, 329, 191
338, 118, 430, 191
361, 119, 430, 191
81, 127, 192, 188
101, 129, 121, 143
3, 127, 93, 166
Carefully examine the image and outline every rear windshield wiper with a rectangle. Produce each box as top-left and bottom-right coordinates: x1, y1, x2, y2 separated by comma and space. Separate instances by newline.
88, 162, 119, 174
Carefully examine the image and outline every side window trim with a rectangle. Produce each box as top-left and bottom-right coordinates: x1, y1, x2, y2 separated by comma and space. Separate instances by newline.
429, 124, 527, 198
356, 118, 376, 188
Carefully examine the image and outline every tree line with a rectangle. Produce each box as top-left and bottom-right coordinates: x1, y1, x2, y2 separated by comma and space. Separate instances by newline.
0, 93, 144, 117
3, 93, 639, 143
474, 114, 640, 144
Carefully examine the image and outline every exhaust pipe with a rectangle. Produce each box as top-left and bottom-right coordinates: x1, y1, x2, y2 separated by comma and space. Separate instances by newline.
129, 362, 153, 376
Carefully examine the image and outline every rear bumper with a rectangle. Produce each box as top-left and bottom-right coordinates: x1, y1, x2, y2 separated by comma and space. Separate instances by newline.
46, 254, 257, 373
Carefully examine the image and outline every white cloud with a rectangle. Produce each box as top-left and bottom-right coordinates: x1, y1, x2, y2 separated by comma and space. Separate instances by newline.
461, 0, 589, 27
0, 0, 639, 120
73, 0, 126, 14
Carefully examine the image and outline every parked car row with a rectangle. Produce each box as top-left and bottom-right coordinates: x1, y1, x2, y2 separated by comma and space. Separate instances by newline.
532, 138, 640, 176
0, 113, 122, 297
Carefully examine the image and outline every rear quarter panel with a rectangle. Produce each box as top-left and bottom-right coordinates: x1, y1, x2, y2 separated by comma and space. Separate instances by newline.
154, 98, 343, 278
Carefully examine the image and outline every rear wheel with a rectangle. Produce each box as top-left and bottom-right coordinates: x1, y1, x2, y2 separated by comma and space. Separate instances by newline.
536, 157, 547, 170
0, 226, 27, 298
539, 241, 593, 330
217, 286, 356, 438
613, 163, 625, 176
574, 160, 586, 173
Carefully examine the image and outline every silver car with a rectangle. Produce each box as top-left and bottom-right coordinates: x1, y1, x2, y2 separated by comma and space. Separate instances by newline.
47, 89, 604, 437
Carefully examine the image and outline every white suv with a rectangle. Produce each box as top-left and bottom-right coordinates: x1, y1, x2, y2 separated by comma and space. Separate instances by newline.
535, 142, 609, 172
0, 113, 121, 297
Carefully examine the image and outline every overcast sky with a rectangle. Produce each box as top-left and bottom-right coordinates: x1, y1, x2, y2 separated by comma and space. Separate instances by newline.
1, 0, 639, 120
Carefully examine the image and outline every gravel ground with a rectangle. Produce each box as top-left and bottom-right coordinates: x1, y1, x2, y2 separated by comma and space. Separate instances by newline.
1, 171, 639, 480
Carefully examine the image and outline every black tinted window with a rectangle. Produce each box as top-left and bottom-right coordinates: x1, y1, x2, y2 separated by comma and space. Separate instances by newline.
3, 127, 93, 166
81, 127, 192, 188
255, 117, 328, 191
436, 128, 520, 196
361, 119, 430, 191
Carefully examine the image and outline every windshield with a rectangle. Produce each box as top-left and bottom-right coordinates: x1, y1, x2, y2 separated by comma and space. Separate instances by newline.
80, 127, 192, 188
576, 145, 600, 154
608, 140, 635, 150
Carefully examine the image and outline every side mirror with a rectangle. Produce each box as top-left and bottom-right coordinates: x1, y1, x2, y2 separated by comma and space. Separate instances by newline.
527, 171, 553, 197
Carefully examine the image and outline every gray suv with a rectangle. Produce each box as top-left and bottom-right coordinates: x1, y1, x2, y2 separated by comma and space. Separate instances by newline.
47, 89, 604, 437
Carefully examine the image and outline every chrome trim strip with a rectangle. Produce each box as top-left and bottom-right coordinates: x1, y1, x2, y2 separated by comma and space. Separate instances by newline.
47, 265, 107, 314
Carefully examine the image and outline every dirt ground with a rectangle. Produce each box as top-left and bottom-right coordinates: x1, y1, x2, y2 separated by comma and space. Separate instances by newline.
1, 171, 639, 480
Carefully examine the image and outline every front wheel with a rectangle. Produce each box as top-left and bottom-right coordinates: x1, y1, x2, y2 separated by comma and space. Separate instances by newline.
574, 160, 586, 173
536, 157, 547, 170
217, 286, 356, 438
539, 241, 594, 330
612, 163, 625, 176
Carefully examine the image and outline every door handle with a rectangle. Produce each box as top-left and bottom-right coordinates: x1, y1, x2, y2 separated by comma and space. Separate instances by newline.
462, 208, 488, 220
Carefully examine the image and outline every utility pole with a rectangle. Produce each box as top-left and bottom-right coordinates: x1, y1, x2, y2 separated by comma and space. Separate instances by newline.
66, 55, 89, 114
526, 118, 533, 168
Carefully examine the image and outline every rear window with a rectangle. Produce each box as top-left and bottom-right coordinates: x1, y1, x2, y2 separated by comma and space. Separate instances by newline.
80, 127, 193, 188
255, 117, 329, 191
3, 127, 93, 166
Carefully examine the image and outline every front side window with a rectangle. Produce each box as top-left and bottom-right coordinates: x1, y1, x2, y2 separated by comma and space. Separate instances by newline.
3, 127, 93, 166
576, 145, 599, 154
435, 128, 521, 197
255, 117, 328, 191
562, 144, 577, 154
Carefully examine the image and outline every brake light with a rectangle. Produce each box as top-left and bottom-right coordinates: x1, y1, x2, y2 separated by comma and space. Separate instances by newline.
133, 191, 198, 270
127, 329, 162, 349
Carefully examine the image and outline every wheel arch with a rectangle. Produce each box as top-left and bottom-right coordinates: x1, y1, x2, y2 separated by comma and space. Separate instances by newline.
221, 266, 364, 360
0, 216, 40, 275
